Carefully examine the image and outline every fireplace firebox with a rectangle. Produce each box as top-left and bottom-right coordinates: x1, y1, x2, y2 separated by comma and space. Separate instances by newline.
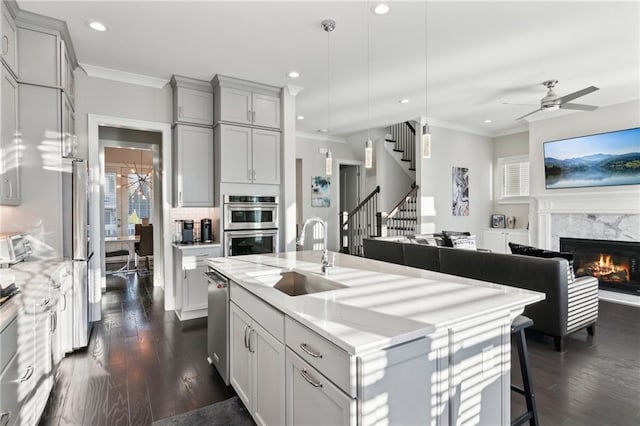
560, 238, 640, 294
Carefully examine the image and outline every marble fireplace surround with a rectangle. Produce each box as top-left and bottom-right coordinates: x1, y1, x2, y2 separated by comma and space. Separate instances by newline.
534, 189, 640, 305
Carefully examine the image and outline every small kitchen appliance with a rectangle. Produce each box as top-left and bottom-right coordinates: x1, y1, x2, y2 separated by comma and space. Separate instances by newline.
201, 219, 212, 242
182, 220, 194, 244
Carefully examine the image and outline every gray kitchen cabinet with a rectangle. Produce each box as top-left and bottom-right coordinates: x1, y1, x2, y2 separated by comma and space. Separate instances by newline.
171, 75, 213, 127
173, 124, 214, 207
61, 92, 76, 158
1, 1, 17, 77
229, 286, 285, 426
60, 39, 74, 107
217, 124, 280, 185
0, 65, 19, 205
17, 25, 59, 87
212, 75, 281, 130
173, 245, 221, 320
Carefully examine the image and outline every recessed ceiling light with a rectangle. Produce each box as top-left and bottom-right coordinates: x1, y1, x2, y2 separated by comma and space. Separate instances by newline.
399, 99, 410, 104
484, 119, 492, 124
288, 71, 300, 78
88, 21, 107, 31
373, 3, 390, 15
297, 115, 305, 120
318, 128, 328, 133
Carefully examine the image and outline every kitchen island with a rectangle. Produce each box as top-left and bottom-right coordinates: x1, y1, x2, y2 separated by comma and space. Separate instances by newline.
208, 250, 545, 425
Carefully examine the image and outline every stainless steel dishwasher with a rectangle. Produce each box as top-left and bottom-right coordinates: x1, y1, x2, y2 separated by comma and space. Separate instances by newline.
205, 268, 230, 385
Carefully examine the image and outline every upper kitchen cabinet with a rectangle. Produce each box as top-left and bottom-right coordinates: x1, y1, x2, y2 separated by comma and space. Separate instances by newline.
212, 75, 281, 130
0, 65, 19, 205
217, 124, 280, 185
1, 1, 18, 77
173, 124, 214, 207
60, 39, 74, 107
17, 24, 59, 87
171, 75, 214, 127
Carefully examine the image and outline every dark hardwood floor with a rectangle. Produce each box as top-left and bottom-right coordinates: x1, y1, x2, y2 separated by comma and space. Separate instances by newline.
511, 300, 640, 425
39, 270, 235, 426
38, 267, 639, 425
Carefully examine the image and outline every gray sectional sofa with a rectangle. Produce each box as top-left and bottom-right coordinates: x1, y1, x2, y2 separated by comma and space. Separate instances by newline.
362, 237, 599, 351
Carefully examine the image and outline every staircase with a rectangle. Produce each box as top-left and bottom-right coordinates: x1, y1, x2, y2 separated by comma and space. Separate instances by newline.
385, 121, 416, 173
339, 186, 381, 256
385, 183, 419, 237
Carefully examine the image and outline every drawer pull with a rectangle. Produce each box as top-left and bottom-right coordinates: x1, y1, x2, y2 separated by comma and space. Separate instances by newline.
0, 411, 10, 426
300, 343, 323, 358
248, 328, 256, 353
243, 325, 250, 349
300, 369, 323, 388
20, 365, 34, 382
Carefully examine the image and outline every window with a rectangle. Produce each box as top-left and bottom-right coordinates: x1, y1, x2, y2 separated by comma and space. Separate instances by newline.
497, 155, 529, 202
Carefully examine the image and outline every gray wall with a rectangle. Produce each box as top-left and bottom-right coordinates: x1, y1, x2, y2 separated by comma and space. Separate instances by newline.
296, 135, 360, 251
492, 131, 529, 229
75, 70, 172, 159
419, 126, 493, 242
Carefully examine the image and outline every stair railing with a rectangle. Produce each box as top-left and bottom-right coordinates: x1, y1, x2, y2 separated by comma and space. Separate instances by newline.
339, 186, 381, 256
387, 121, 416, 171
385, 183, 419, 237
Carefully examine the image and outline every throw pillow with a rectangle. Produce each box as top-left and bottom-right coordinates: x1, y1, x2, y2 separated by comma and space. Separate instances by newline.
442, 231, 471, 247
450, 235, 477, 250
509, 242, 576, 283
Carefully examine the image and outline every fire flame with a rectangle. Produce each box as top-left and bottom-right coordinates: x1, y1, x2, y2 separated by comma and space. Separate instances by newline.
590, 254, 630, 282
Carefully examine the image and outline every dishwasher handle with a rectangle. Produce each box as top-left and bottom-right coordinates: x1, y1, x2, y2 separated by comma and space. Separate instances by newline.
205, 271, 229, 288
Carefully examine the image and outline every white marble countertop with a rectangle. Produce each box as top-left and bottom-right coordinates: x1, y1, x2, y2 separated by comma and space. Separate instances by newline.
0, 258, 67, 331
208, 250, 545, 355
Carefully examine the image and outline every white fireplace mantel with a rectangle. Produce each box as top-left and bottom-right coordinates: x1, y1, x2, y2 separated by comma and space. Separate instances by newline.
533, 189, 640, 250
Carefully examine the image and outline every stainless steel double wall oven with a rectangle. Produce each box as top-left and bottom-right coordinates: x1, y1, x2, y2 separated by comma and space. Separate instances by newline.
223, 195, 278, 256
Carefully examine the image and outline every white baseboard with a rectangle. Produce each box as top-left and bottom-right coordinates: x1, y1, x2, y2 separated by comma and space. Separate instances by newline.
599, 289, 640, 308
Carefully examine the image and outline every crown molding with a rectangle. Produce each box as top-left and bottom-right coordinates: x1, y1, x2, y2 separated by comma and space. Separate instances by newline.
296, 131, 347, 144
80, 63, 169, 89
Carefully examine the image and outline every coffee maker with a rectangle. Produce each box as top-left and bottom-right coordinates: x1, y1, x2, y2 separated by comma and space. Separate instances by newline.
181, 220, 194, 244
201, 219, 212, 242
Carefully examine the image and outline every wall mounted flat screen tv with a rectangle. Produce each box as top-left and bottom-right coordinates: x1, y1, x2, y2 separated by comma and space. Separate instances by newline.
543, 127, 640, 189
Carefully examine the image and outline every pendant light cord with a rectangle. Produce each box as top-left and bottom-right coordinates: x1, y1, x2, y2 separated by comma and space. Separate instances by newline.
424, 1, 428, 134
327, 28, 331, 133
367, 1, 371, 143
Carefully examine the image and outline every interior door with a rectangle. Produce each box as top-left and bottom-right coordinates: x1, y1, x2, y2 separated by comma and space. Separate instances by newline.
104, 165, 153, 237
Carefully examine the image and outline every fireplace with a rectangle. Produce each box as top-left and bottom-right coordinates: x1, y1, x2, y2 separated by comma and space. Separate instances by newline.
560, 238, 640, 294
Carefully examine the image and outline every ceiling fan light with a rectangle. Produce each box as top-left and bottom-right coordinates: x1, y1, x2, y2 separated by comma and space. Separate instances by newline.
365, 140, 373, 169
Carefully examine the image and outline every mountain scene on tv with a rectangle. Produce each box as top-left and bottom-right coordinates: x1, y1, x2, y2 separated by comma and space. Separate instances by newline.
544, 127, 640, 189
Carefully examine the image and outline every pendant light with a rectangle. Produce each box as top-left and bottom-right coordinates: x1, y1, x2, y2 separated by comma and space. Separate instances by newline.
325, 151, 333, 176
365, 4, 373, 169
422, 1, 432, 159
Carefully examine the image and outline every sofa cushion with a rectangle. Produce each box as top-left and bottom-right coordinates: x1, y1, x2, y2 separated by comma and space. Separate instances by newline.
441, 231, 471, 247
509, 243, 576, 283
450, 234, 477, 250
403, 243, 440, 271
362, 238, 405, 265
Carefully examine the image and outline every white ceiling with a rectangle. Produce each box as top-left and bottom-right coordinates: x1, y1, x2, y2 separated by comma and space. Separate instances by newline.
18, 1, 640, 137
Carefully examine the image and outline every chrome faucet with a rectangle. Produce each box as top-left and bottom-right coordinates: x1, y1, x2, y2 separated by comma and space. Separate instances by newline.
298, 216, 333, 274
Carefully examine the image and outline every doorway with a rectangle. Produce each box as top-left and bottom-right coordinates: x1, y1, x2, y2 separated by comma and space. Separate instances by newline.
339, 164, 361, 215
88, 115, 173, 313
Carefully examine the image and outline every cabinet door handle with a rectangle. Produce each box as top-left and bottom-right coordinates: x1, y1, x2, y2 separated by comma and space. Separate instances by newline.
300, 369, 323, 388
1, 36, 8, 56
179, 191, 183, 205
0, 410, 10, 426
252, 111, 256, 122
178, 106, 182, 118
248, 328, 256, 353
300, 343, 323, 358
243, 325, 250, 349
247, 110, 252, 122
184, 268, 187, 279
36, 298, 50, 307
20, 365, 34, 382
61, 294, 67, 311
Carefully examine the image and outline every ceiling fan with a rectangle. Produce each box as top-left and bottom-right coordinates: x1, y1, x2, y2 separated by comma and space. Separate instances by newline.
512, 80, 599, 120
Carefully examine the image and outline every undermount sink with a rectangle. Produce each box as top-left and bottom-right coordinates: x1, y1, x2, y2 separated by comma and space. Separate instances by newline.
274, 271, 346, 297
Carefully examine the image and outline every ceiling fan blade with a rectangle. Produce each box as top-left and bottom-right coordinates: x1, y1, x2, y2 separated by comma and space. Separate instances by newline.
515, 108, 542, 121
558, 86, 599, 103
502, 102, 537, 106
561, 103, 598, 111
